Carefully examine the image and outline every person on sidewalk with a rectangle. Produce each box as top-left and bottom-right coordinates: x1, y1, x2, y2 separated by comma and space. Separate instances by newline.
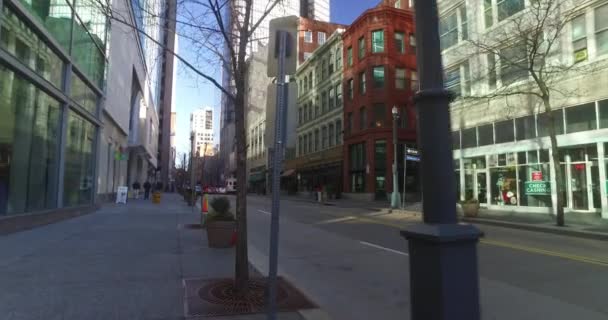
132, 181, 141, 199
143, 181, 152, 200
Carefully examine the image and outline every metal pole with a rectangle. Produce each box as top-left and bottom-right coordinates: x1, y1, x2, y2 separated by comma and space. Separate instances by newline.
190, 132, 195, 211
267, 31, 288, 320
400, 0, 481, 319
402, 153, 407, 209
391, 111, 400, 208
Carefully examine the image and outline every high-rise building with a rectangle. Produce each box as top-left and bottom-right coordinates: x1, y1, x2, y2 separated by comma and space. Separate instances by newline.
191, 108, 215, 157
300, 0, 330, 22
158, 0, 178, 191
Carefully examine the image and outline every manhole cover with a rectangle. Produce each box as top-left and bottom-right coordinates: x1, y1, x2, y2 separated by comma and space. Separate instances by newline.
184, 277, 316, 317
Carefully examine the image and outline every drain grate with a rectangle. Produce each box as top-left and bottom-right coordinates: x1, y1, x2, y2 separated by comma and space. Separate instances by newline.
184, 277, 316, 317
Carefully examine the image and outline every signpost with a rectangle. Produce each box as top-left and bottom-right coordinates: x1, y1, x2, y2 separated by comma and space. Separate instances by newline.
403, 148, 420, 208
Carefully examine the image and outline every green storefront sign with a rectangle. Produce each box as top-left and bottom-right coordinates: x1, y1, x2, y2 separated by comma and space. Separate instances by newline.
525, 181, 551, 195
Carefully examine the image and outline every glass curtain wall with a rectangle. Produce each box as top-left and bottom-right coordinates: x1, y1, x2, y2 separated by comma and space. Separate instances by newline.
0, 0, 107, 215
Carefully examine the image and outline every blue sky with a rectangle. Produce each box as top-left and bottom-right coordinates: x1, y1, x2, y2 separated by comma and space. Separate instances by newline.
173, 0, 378, 157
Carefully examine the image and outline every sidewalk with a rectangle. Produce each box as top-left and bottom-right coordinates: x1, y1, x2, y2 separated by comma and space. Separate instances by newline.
0, 193, 308, 320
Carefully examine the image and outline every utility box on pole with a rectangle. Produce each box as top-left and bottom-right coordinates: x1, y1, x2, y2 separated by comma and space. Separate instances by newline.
267, 16, 298, 77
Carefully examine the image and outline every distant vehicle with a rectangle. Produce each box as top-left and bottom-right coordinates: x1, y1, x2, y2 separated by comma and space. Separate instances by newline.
226, 178, 237, 194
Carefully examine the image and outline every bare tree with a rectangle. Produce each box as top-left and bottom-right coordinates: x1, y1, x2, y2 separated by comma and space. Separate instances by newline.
452, 0, 606, 226
89, 0, 286, 293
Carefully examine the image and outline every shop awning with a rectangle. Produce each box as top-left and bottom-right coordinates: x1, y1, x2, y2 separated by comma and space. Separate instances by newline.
281, 169, 296, 177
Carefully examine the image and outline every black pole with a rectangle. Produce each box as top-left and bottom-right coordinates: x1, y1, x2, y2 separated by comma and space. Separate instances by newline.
400, 1, 482, 319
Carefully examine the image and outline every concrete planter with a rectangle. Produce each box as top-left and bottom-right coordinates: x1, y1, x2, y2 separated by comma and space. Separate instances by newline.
462, 203, 480, 218
206, 221, 236, 248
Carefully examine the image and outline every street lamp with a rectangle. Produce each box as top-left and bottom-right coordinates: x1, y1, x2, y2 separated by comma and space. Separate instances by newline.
400, 1, 481, 319
391, 106, 401, 209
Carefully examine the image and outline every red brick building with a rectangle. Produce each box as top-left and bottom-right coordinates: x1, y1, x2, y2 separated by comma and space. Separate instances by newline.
341, 3, 418, 201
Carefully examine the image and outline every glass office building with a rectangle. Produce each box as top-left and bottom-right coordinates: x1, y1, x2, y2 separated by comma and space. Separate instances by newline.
0, 0, 107, 215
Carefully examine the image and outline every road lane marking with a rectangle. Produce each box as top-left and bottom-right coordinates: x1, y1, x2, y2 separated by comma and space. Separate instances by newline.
315, 216, 356, 225
480, 239, 608, 268
257, 210, 271, 215
360, 241, 409, 256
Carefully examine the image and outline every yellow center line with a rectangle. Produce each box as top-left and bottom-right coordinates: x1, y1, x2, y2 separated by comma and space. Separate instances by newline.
480, 239, 608, 268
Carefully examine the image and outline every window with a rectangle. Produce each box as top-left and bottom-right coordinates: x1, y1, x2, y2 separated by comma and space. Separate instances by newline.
495, 120, 515, 143
298, 136, 303, 156
374, 140, 388, 196
318, 32, 326, 45
303, 135, 308, 154
360, 107, 367, 130
462, 128, 477, 148
595, 4, 608, 55
538, 110, 565, 136
321, 92, 327, 113
359, 72, 367, 94
374, 104, 386, 127
303, 105, 308, 122
500, 42, 528, 86
329, 88, 335, 109
348, 79, 354, 100
395, 0, 401, 8
566, 103, 596, 133
329, 54, 334, 74
372, 66, 385, 88
453, 131, 461, 150
599, 99, 608, 128
315, 103, 320, 118
439, 10, 458, 50
395, 32, 406, 53
497, 0, 524, 22
322, 60, 327, 79
304, 31, 313, 43
298, 108, 303, 124
410, 34, 416, 47
347, 47, 353, 66
309, 103, 313, 120
322, 127, 328, 149
304, 52, 312, 60
358, 37, 366, 59
411, 71, 419, 91
336, 48, 342, 69
477, 124, 494, 146
308, 74, 313, 90
304, 76, 308, 91
347, 112, 353, 135
329, 124, 335, 147
64, 114, 96, 206
336, 83, 343, 107
487, 54, 497, 90
396, 68, 406, 89
516, 115, 536, 140
572, 15, 588, 63
308, 132, 313, 153
445, 62, 469, 97
72, 74, 99, 114
349, 143, 366, 193
314, 130, 320, 152
336, 120, 342, 144
372, 30, 385, 53
400, 107, 408, 128
484, 0, 493, 28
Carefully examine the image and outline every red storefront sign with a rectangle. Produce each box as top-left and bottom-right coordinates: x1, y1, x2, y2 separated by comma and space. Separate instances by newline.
532, 171, 543, 181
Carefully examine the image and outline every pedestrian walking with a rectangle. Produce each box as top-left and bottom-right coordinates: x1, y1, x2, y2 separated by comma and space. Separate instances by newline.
132, 181, 141, 199
143, 181, 152, 200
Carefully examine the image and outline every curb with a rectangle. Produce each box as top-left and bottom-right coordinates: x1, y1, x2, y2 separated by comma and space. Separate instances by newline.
462, 217, 608, 241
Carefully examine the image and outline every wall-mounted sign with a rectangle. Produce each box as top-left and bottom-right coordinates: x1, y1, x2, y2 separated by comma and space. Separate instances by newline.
525, 181, 551, 195
531, 171, 543, 181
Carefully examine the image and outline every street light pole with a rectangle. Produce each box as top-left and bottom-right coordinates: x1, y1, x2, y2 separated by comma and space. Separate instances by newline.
391, 106, 401, 209
400, 1, 482, 319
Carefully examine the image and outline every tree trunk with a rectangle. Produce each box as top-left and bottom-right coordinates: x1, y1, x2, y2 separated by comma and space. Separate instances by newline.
233, 77, 249, 294
543, 96, 565, 226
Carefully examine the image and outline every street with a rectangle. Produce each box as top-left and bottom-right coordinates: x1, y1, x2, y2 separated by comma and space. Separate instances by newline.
245, 195, 608, 320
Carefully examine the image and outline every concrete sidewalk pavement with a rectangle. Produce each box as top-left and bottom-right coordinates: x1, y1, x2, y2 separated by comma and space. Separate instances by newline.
0, 194, 308, 320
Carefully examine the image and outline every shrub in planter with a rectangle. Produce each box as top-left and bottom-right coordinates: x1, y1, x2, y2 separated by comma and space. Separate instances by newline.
461, 198, 480, 218
205, 197, 236, 248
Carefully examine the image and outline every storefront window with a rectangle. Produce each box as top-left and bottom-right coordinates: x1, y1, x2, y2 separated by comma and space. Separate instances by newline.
518, 161, 552, 208
490, 153, 518, 205
464, 157, 487, 203
375, 140, 387, 198
462, 127, 476, 148
71, 73, 98, 114
1, 6, 64, 89
0, 65, 61, 215
64, 113, 95, 206
516, 115, 536, 140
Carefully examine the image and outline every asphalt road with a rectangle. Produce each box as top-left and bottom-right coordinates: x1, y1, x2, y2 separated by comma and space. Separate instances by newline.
243, 195, 608, 320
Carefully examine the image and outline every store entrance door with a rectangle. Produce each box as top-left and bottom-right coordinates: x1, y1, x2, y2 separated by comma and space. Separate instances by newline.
562, 145, 600, 212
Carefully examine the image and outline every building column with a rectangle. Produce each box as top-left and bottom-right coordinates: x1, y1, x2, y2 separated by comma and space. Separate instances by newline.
598, 142, 608, 218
